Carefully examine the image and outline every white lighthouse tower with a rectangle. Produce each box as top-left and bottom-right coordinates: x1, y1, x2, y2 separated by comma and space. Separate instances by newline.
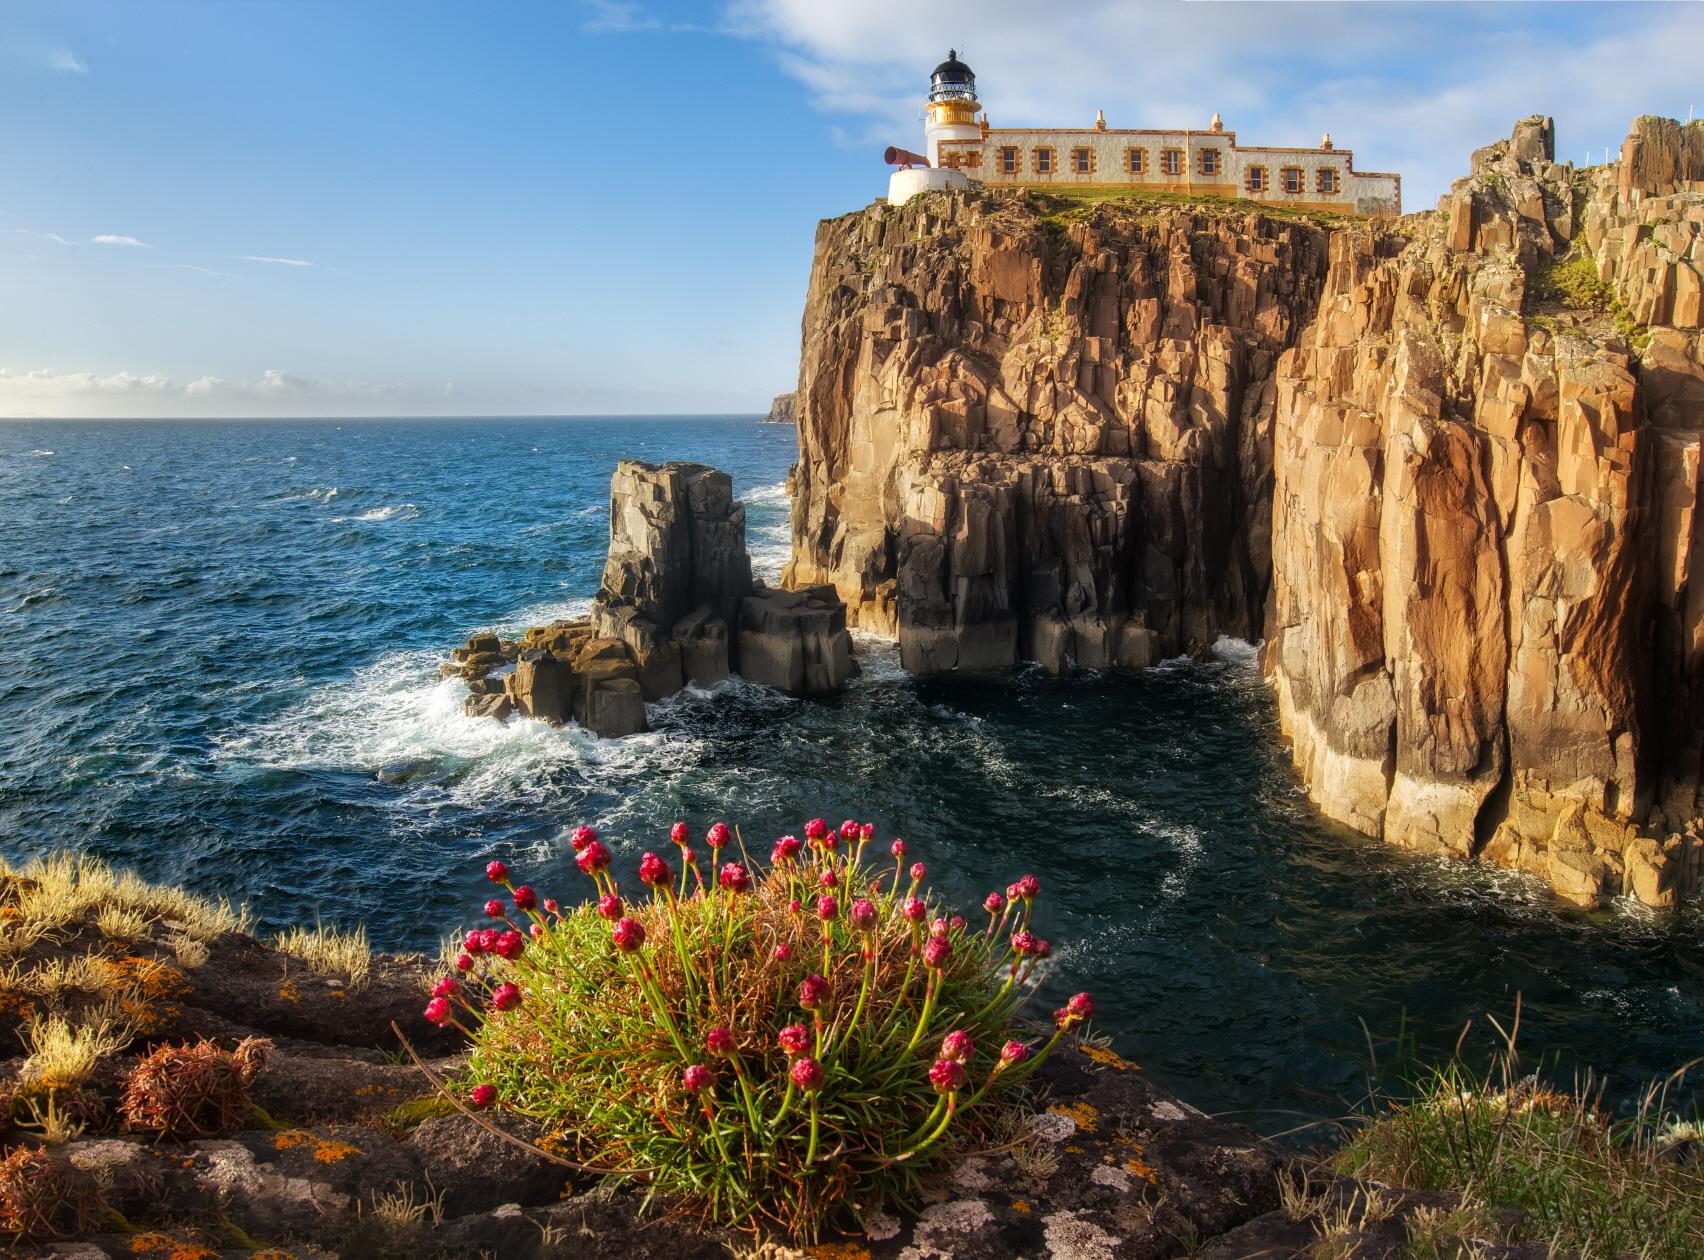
884, 50, 978, 205
924, 50, 981, 167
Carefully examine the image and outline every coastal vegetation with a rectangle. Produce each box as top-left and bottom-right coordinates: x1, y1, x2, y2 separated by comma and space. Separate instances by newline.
435, 820, 1088, 1239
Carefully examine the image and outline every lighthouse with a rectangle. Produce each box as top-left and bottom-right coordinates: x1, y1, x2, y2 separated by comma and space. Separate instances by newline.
924, 50, 981, 167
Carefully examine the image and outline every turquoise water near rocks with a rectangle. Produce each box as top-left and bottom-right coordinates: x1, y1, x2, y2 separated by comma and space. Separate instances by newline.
2, 415, 1700, 1134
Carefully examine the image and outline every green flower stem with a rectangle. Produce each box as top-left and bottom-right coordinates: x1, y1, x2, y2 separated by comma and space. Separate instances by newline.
903, 970, 941, 1053
805, 1096, 821, 1164
907, 1093, 957, 1156
902, 1092, 948, 1146
700, 1098, 734, 1165
630, 957, 691, 1060
842, 946, 878, 1053
728, 1055, 763, 1135
768, 1078, 797, 1132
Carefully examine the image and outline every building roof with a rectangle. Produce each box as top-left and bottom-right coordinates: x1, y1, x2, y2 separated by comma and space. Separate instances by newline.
931, 50, 974, 85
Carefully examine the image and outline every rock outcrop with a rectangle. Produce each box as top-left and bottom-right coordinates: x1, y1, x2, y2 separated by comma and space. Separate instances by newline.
454, 461, 854, 737
762, 391, 798, 424
784, 114, 1704, 907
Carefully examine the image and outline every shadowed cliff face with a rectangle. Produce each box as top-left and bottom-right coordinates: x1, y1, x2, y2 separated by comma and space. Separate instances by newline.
786, 115, 1704, 909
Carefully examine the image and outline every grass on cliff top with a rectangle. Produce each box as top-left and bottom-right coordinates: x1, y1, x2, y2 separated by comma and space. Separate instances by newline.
1526, 250, 1651, 352
1331, 1011, 1704, 1259
1024, 185, 1359, 231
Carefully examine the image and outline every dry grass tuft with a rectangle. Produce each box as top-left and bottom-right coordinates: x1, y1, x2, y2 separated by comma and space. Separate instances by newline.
166, 934, 211, 969
21, 1009, 134, 1088
95, 904, 150, 943
0, 852, 249, 946
272, 920, 372, 992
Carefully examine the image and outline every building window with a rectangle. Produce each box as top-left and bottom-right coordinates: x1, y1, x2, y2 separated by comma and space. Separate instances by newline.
1246, 165, 1267, 193
1127, 147, 1146, 175
1282, 166, 1304, 194
1160, 148, 1183, 177
1198, 148, 1221, 177
1071, 147, 1093, 175
1033, 147, 1055, 175
1316, 168, 1339, 195
999, 146, 1019, 175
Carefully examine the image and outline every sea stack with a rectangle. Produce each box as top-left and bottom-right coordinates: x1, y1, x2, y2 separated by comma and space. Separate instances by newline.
452, 460, 854, 737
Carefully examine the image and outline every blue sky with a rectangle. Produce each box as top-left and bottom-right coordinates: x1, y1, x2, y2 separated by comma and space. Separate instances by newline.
1, 0, 1698, 418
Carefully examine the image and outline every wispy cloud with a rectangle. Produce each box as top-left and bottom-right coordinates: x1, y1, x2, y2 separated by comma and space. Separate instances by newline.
239, 254, 314, 267
0, 365, 408, 418
152, 263, 236, 278
582, 1, 661, 33
47, 49, 88, 74
92, 233, 151, 248
15, 228, 75, 247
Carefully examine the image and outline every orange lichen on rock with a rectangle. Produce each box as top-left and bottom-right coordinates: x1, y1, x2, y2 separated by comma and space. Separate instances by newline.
1049, 1100, 1100, 1133
1080, 1044, 1137, 1071
273, 1129, 362, 1164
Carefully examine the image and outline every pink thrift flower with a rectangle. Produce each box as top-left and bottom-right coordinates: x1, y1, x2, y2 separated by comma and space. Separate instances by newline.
838, 819, 859, 842
542, 898, 559, 914
718, 862, 751, 893
639, 851, 672, 887
772, 835, 801, 863
909, 862, 926, 881
923, 936, 952, 969
491, 982, 522, 1012
928, 1058, 967, 1094
611, 918, 646, 952
706, 821, 731, 850
683, 1064, 712, 1093
512, 885, 537, 911
473, 928, 499, 953
940, 1030, 975, 1063
431, 976, 459, 999
485, 860, 509, 883
423, 997, 451, 1025
901, 897, 926, 923
1032, 938, 1052, 959
530, 923, 544, 939
596, 893, 624, 921
494, 930, 525, 960
788, 898, 802, 914
929, 917, 949, 938
858, 823, 875, 841
798, 973, 829, 1010
1000, 1040, 1030, 1066
1012, 873, 1040, 900
772, 942, 793, 961
778, 1024, 810, 1056
1067, 992, 1095, 1019
484, 899, 506, 918
818, 869, 838, 889
949, 915, 966, 933
850, 899, 877, 931
670, 821, 689, 847
984, 891, 1005, 914
571, 825, 597, 852
454, 952, 474, 972
816, 893, 838, 921
890, 838, 908, 859
470, 1083, 496, 1108
1011, 930, 1037, 956
576, 840, 611, 874
790, 1057, 826, 1092
804, 818, 828, 842
705, 1027, 735, 1055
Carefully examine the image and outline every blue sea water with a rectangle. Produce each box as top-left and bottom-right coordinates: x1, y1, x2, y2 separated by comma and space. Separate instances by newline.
2, 415, 1700, 1134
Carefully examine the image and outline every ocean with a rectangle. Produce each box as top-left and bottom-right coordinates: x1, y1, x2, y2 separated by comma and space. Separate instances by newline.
2, 415, 1700, 1133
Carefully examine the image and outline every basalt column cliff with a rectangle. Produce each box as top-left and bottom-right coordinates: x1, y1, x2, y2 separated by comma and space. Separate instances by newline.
784, 116, 1704, 908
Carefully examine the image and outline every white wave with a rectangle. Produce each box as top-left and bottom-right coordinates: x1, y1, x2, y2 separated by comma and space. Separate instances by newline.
743, 480, 791, 509
335, 504, 419, 523
850, 632, 908, 684
305, 486, 339, 503
743, 480, 792, 583
493, 595, 595, 636
56, 495, 73, 506
28, 449, 54, 457
1209, 636, 1262, 670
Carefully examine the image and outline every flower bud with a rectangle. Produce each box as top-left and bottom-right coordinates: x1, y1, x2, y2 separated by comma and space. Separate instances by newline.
485, 860, 509, 883
778, 1024, 810, 1056
530, 923, 544, 939
431, 976, 458, 999
850, 899, 877, 931
423, 997, 451, 1025
542, 898, 559, 914
818, 869, 838, 889
1012, 873, 1040, 900
512, 885, 537, 911
949, 915, 966, 933
788, 898, 802, 914
705, 1027, 735, 1056
772, 835, 802, 863
859, 823, 875, 841
718, 862, 751, 892
1011, 929, 1037, 956
798, 973, 829, 1010
929, 917, 949, 937
1000, 1040, 1030, 1067
473, 928, 499, 953
1032, 938, 1052, 959
454, 952, 474, 971
772, 942, 793, 961
983, 891, 1005, 914
596, 893, 623, 921
494, 930, 524, 960
612, 918, 646, 953
909, 862, 926, 881
838, 819, 859, 842
1067, 992, 1095, 1019
922, 936, 952, 969
491, 982, 522, 1012
470, 1083, 496, 1108
804, 818, 828, 842
683, 1064, 712, 1093
576, 840, 611, 875
901, 897, 926, 923
790, 1056, 826, 1092
939, 1030, 974, 1063
639, 852, 671, 887
706, 821, 731, 850
816, 893, 838, 921
928, 1058, 967, 1094
483, 899, 505, 918
669, 821, 689, 847
571, 825, 597, 852
890, 838, 908, 859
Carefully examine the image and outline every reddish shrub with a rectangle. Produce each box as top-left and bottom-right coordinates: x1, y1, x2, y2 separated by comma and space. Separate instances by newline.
118, 1036, 271, 1138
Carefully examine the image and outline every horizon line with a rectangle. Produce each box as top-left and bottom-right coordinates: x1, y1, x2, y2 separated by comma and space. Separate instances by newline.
0, 411, 784, 423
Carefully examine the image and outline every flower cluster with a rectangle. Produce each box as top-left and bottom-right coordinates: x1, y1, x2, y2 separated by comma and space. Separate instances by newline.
431, 819, 1093, 1239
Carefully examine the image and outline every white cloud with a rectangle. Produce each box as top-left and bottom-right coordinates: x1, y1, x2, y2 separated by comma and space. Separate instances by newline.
239, 254, 314, 267
728, 0, 1704, 208
92, 234, 151, 247
583, 0, 661, 33
0, 366, 408, 419
15, 228, 75, 246
47, 49, 87, 73
153, 263, 235, 277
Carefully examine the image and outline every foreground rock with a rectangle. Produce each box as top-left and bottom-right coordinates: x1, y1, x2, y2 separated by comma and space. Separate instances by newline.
452, 460, 855, 738
784, 114, 1704, 907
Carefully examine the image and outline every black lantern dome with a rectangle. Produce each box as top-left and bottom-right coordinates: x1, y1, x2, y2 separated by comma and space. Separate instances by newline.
928, 50, 977, 103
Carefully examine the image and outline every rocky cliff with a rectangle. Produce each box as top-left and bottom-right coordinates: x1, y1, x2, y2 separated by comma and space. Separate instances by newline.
784, 115, 1704, 908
